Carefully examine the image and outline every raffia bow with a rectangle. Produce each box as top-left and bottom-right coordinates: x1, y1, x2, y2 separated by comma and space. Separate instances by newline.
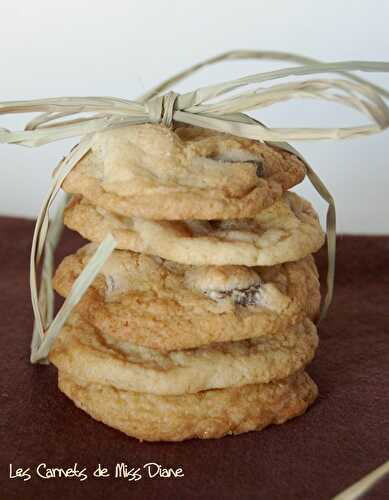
1, 50, 388, 363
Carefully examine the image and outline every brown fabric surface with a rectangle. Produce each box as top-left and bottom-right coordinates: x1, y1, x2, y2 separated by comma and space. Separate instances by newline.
0, 217, 388, 500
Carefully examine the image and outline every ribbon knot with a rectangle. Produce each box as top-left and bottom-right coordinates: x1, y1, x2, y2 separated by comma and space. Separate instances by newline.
146, 91, 179, 127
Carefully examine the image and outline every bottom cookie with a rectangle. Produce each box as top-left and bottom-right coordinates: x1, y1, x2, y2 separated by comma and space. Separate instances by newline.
58, 370, 317, 442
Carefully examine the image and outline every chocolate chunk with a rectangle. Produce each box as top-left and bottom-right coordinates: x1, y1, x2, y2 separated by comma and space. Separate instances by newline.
205, 284, 262, 307
232, 285, 262, 306
212, 154, 264, 177
248, 160, 264, 178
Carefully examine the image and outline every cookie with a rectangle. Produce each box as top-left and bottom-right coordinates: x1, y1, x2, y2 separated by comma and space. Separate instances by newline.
49, 314, 318, 395
61, 124, 306, 220
64, 191, 325, 266
57, 370, 317, 441
53, 245, 320, 351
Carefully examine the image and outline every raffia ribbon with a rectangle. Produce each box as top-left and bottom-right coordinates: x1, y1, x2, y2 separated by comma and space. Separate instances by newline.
332, 460, 389, 500
1, 50, 388, 363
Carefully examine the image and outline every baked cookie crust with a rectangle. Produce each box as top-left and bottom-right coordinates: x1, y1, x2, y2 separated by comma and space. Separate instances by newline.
62, 124, 306, 220
64, 191, 325, 266
53, 245, 321, 351
49, 315, 318, 395
57, 370, 317, 441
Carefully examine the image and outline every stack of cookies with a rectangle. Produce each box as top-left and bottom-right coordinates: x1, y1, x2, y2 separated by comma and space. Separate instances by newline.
49, 124, 325, 441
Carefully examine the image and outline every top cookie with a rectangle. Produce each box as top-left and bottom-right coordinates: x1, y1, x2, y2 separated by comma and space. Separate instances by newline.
62, 124, 306, 220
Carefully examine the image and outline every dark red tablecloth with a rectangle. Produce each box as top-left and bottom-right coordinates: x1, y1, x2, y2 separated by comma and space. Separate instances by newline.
0, 217, 388, 500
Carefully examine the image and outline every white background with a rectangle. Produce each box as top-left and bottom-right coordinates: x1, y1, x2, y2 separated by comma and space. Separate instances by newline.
0, 0, 388, 233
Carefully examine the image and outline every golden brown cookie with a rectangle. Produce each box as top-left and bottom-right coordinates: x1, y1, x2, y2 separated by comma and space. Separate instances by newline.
53, 244, 321, 351
64, 191, 324, 266
62, 124, 306, 220
57, 370, 317, 441
49, 314, 318, 395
